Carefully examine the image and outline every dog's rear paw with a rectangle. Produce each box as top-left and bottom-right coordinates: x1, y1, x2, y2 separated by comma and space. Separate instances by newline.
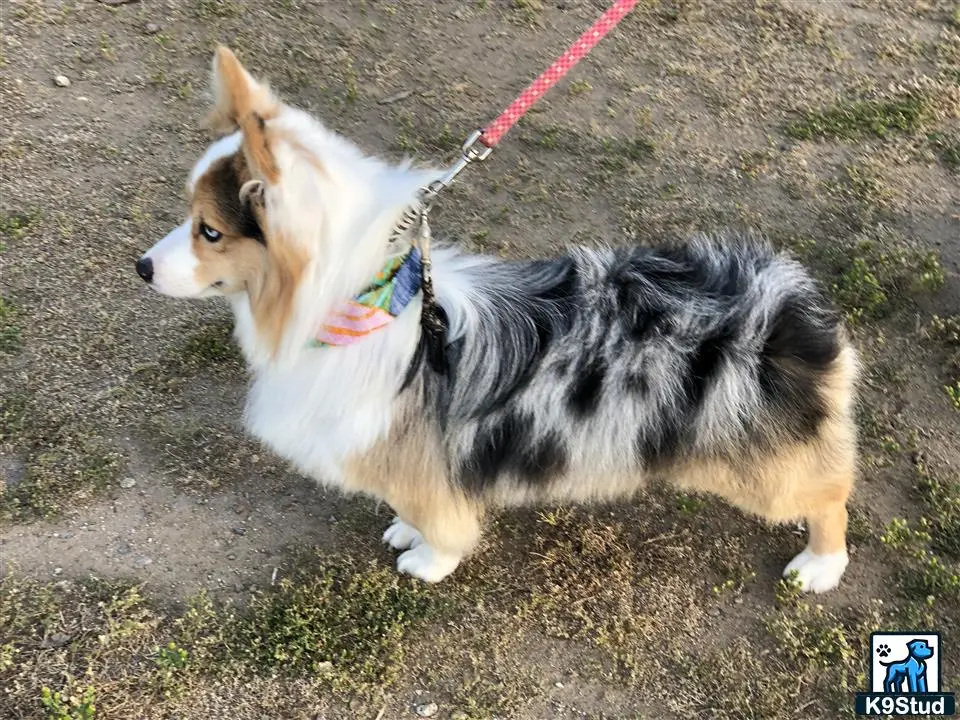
396, 544, 460, 583
382, 517, 423, 551
783, 547, 849, 593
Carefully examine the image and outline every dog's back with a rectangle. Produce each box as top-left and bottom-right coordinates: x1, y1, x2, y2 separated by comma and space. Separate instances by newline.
429, 235, 855, 503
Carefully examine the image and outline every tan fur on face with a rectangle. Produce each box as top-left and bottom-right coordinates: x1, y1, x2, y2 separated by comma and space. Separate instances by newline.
190, 151, 307, 355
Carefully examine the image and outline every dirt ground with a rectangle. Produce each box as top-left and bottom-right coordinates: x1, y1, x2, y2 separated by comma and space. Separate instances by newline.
2, 0, 959, 718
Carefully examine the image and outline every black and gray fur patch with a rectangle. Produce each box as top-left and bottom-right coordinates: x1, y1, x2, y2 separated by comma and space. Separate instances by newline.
416, 234, 846, 494
460, 412, 567, 490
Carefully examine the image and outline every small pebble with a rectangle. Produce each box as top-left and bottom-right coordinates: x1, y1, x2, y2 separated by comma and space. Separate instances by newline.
232, 527, 246, 536
414, 703, 438, 718
120, 477, 136, 489
227, 553, 236, 561
554, 681, 564, 688
53, 567, 63, 576
144, 22, 161, 34
315, 660, 334, 673
54, 75, 71, 88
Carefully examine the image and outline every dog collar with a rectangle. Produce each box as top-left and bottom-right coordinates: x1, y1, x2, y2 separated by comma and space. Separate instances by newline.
308, 247, 422, 348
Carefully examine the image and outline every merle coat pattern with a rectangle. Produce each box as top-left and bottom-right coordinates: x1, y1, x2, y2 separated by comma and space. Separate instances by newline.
138, 47, 859, 592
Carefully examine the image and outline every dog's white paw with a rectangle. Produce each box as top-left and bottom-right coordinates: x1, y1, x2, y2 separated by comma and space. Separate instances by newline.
382, 517, 423, 551
396, 543, 460, 583
783, 547, 849, 593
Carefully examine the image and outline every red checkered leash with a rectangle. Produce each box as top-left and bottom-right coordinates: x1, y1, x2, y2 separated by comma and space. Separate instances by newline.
415, 0, 639, 367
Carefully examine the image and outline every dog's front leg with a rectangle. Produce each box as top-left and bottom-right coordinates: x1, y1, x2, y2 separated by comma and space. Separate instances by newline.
384, 489, 482, 583
343, 405, 482, 583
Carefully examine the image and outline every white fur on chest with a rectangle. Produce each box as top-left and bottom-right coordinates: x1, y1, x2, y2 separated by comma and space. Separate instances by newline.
234, 297, 422, 486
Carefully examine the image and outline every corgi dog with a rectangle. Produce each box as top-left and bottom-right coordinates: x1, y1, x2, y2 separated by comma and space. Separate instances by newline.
137, 47, 858, 593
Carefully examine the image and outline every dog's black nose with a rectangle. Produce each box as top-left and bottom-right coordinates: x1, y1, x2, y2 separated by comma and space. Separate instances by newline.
136, 257, 154, 283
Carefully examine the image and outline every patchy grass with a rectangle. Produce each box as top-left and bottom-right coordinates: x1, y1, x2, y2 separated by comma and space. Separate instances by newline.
0, 297, 21, 353
797, 224, 944, 323
929, 314, 960, 374
928, 132, 960, 171
193, 0, 241, 18
785, 92, 932, 140
511, 0, 543, 24
881, 517, 960, 602
0, 208, 44, 247
0, 393, 124, 522
674, 581, 879, 719
514, 508, 710, 681
914, 458, 960, 560
179, 321, 243, 368
133, 319, 243, 396
880, 450, 960, 605
947, 381, 960, 411
0, 555, 437, 718
227, 555, 434, 688
928, 315, 960, 411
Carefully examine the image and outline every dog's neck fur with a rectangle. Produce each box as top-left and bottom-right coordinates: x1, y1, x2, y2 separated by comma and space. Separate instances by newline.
227, 109, 442, 371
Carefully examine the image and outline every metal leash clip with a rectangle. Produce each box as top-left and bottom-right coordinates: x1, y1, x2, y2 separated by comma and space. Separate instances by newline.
418, 129, 493, 209
411, 129, 495, 374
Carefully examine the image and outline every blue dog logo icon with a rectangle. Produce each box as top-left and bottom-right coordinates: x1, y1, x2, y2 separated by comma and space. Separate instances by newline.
881, 638, 935, 694
856, 631, 956, 716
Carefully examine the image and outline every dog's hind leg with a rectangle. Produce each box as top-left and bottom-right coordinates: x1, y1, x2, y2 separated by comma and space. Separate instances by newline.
674, 414, 855, 593
782, 493, 850, 593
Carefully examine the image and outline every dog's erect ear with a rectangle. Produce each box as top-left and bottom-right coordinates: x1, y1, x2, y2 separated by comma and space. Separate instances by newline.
207, 47, 280, 184
207, 46, 277, 134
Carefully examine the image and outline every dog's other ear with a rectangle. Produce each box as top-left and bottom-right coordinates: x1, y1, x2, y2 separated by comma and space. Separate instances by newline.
239, 178, 264, 207
206, 46, 277, 135
239, 178, 268, 225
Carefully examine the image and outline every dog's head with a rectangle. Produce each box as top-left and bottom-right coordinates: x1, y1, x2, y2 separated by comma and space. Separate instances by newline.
907, 639, 935, 660
137, 47, 437, 358
138, 47, 294, 301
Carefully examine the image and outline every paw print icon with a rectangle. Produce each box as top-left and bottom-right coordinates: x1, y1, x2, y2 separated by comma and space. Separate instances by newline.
876, 643, 892, 658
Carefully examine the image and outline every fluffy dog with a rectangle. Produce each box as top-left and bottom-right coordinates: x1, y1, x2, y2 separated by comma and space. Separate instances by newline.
137, 47, 858, 592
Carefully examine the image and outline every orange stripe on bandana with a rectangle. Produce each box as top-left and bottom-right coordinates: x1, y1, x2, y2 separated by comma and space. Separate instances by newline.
308, 248, 422, 348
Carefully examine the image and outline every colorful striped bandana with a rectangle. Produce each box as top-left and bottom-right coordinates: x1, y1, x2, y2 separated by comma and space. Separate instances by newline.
308, 247, 422, 348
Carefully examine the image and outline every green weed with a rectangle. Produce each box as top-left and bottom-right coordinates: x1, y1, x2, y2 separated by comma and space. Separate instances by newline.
0, 297, 21, 353
946, 380, 960, 411
824, 225, 944, 322
181, 321, 242, 368
928, 132, 960, 171
786, 93, 931, 140
40, 685, 96, 720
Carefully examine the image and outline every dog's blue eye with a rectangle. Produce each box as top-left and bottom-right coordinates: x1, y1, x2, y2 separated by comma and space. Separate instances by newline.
199, 222, 222, 242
